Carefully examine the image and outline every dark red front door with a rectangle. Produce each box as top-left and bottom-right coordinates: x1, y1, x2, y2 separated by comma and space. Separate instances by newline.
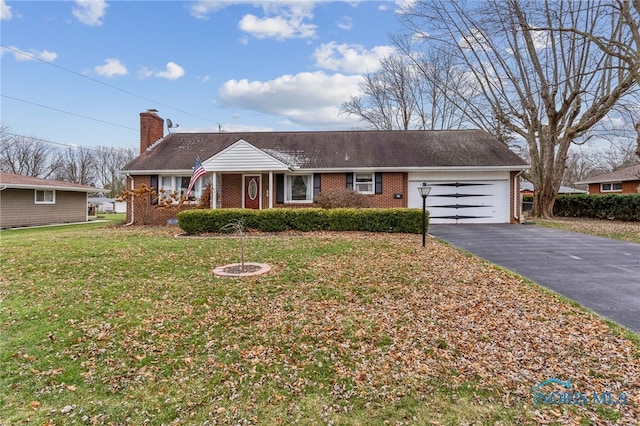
244, 175, 260, 209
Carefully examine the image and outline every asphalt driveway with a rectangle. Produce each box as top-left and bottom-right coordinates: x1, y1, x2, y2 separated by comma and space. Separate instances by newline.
429, 224, 640, 333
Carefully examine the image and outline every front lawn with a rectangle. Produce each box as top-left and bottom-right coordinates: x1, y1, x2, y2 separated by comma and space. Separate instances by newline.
1, 226, 638, 424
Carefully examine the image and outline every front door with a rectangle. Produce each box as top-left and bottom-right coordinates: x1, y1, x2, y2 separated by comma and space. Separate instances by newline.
244, 175, 260, 209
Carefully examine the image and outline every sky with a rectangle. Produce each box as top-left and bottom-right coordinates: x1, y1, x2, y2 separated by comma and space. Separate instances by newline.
1, 0, 409, 150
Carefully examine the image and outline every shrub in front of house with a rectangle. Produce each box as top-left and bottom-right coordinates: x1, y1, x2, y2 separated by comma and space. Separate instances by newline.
314, 189, 372, 209
553, 194, 640, 221
177, 208, 425, 235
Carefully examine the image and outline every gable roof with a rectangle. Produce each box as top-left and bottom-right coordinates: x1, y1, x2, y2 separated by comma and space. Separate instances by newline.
576, 164, 640, 184
0, 172, 100, 192
122, 129, 528, 173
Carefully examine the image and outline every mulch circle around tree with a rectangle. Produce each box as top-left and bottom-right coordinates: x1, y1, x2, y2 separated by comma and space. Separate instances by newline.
212, 263, 271, 277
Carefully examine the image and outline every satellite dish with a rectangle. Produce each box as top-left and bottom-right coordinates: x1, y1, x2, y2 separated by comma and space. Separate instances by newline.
166, 118, 179, 133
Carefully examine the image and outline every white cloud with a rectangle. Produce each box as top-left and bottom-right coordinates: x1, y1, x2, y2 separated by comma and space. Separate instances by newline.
188, 0, 236, 20
1, 0, 13, 20
72, 0, 108, 26
313, 42, 395, 74
239, 4, 317, 40
139, 62, 185, 80
1, 45, 57, 62
94, 58, 128, 77
155, 62, 185, 80
336, 16, 353, 30
219, 71, 363, 128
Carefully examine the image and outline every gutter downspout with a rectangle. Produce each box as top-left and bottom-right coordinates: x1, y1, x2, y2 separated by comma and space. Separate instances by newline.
124, 174, 135, 226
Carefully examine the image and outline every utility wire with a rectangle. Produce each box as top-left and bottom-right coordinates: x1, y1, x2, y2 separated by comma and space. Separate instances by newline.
3, 131, 134, 153
1, 44, 217, 124
2, 95, 138, 132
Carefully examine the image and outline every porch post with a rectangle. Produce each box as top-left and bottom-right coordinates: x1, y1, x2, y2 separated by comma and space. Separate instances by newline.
268, 171, 273, 209
211, 172, 217, 209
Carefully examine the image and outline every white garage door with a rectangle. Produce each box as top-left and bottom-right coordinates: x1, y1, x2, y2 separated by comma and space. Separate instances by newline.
408, 180, 510, 224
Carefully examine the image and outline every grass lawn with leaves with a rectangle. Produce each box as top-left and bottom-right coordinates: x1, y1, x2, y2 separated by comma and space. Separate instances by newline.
1, 223, 638, 425
532, 217, 640, 243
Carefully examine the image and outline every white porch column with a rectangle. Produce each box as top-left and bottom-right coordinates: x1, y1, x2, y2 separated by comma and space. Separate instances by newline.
268, 171, 273, 209
211, 172, 217, 209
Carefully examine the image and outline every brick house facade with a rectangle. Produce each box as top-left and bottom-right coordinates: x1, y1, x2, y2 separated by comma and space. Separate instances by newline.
122, 110, 528, 225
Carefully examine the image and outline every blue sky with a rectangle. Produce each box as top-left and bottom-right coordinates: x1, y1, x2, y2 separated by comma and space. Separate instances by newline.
1, 0, 408, 150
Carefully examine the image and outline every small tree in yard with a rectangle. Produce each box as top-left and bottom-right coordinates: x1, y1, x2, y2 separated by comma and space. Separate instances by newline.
220, 218, 248, 271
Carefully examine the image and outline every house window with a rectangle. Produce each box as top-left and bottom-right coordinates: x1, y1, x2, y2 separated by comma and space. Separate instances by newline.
601, 182, 622, 192
35, 189, 55, 204
159, 175, 208, 201
354, 173, 374, 194
285, 175, 313, 202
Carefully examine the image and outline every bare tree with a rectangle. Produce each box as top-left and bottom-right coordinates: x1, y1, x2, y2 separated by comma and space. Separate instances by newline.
340, 49, 471, 131
95, 146, 137, 197
398, 0, 639, 217
341, 56, 419, 130
54, 147, 97, 186
545, 0, 640, 158
0, 127, 60, 178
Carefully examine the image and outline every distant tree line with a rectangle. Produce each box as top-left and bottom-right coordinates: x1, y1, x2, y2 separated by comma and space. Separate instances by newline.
0, 126, 136, 197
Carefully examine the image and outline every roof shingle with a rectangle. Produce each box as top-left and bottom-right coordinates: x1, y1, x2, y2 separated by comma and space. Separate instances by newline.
123, 129, 528, 172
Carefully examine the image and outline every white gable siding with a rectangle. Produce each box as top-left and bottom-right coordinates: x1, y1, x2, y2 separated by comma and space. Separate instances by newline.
203, 140, 290, 172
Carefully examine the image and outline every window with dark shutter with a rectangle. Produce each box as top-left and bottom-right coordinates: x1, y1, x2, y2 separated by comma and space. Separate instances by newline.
313, 174, 321, 196
150, 175, 159, 205
375, 172, 383, 194
346, 172, 354, 189
275, 174, 284, 204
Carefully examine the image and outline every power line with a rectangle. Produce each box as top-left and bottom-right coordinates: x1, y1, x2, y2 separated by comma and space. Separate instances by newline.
1, 44, 218, 124
3, 132, 134, 153
2, 95, 138, 132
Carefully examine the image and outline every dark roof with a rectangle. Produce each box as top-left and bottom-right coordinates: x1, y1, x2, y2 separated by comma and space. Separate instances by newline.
576, 164, 640, 184
123, 129, 528, 172
0, 172, 100, 192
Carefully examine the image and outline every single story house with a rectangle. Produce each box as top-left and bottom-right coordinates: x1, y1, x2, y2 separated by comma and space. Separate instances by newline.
88, 197, 127, 214
520, 181, 587, 195
575, 164, 640, 194
121, 110, 529, 225
0, 172, 100, 229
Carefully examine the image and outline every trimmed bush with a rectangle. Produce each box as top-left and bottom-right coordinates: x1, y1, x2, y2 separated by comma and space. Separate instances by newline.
314, 189, 372, 208
178, 208, 426, 235
553, 194, 640, 221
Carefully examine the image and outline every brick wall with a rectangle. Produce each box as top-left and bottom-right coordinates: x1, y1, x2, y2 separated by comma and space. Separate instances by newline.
139, 110, 164, 153
588, 181, 640, 195
317, 172, 407, 208
125, 172, 411, 225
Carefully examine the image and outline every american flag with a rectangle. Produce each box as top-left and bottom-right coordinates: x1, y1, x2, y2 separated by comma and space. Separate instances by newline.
185, 157, 206, 198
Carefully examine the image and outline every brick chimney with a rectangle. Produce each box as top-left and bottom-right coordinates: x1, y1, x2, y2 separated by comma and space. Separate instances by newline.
140, 109, 164, 153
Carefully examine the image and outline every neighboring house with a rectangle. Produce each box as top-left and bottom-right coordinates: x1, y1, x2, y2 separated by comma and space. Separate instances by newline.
520, 181, 587, 195
0, 172, 100, 229
88, 197, 127, 214
121, 110, 529, 225
575, 164, 640, 194
520, 181, 587, 213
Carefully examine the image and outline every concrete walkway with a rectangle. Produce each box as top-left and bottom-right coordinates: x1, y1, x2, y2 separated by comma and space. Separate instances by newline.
429, 224, 640, 333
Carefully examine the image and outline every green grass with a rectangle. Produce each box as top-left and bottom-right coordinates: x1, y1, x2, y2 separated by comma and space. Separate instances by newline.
1, 224, 637, 424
